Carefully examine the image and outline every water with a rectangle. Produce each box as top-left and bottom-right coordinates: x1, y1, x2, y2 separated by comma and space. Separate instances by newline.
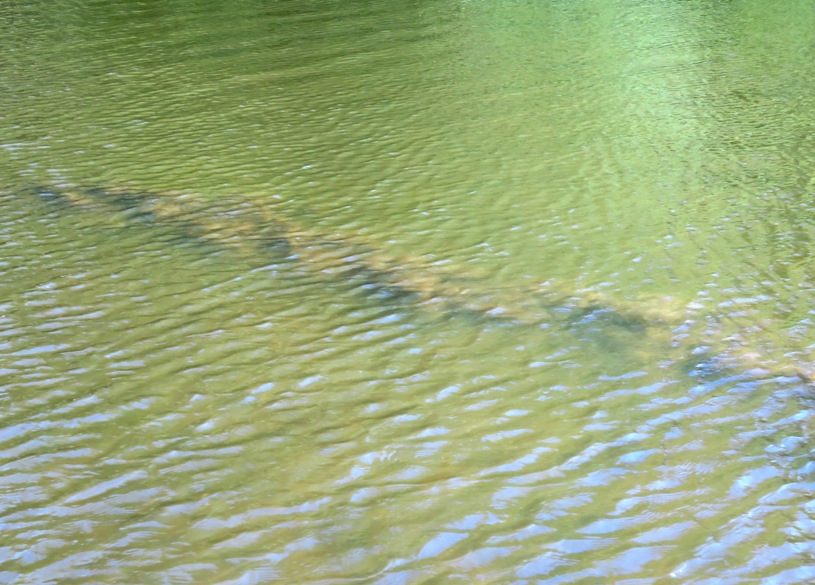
2, 0, 815, 582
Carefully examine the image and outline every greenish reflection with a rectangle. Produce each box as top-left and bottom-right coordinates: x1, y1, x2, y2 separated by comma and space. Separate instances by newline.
2, 1, 815, 583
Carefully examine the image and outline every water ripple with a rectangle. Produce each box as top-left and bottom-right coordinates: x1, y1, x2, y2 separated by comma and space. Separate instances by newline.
3, 0, 815, 583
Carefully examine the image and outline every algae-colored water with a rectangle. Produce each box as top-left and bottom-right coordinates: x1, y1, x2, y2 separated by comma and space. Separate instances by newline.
2, 1, 815, 583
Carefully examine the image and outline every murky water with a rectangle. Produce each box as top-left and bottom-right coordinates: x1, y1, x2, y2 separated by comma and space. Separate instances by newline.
3, 0, 815, 583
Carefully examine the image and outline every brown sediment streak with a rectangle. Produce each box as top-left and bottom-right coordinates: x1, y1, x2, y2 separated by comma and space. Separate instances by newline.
34, 183, 688, 330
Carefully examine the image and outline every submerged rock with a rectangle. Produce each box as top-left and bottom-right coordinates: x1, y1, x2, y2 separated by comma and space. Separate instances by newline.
28, 183, 815, 385
28, 180, 705, 372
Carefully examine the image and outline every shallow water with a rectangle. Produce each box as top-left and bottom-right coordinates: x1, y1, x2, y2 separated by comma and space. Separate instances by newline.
3, 1, 815, 583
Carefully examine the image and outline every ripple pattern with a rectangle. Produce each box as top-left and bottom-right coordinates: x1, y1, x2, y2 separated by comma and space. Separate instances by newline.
3, 0, 815, 583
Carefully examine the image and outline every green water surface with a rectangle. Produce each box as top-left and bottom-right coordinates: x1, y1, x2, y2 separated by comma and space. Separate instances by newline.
2, 0, 815, 583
